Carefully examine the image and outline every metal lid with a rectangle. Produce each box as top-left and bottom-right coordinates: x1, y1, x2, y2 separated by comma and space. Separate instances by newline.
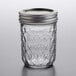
19, 8, 58, 25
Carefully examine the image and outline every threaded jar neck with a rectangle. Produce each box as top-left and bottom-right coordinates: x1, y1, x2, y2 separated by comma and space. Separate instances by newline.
19, 8, 58, 25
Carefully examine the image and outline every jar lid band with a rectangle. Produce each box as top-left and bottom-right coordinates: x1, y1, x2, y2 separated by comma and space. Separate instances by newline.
19, 8, 58, 24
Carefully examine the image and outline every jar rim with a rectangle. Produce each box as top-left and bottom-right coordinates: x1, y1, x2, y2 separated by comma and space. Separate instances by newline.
19, 8, 58, 24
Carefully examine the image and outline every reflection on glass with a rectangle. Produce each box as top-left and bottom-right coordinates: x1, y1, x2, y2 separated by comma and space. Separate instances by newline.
22, 66, 56, 76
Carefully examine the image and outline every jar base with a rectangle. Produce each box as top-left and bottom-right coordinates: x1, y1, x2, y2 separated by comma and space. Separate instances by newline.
24, 63, 53, 69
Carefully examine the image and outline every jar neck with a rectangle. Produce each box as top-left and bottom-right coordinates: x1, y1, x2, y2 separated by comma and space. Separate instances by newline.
19, 8, 58, 25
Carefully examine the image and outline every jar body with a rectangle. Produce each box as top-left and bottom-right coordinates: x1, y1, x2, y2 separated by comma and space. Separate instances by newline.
21, 23, 57, 68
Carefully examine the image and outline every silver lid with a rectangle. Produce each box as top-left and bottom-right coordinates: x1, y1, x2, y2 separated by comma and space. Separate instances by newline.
19, 8, 58, 25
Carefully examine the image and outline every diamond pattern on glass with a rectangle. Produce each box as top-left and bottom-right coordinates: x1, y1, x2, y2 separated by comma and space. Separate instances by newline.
21, 24, 56, 66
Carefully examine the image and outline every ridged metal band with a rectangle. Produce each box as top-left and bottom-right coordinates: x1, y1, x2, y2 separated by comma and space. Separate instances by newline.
19, 8, 58, 25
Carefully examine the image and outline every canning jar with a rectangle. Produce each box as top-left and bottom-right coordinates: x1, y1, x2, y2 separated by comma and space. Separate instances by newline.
19, 8, 58, 68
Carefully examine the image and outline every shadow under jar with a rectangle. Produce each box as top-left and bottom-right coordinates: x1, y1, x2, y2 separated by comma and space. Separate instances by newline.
19, 8, 58, 68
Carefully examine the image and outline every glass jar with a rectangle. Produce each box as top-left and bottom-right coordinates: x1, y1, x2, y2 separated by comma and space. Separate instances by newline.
19, 8, 58, 68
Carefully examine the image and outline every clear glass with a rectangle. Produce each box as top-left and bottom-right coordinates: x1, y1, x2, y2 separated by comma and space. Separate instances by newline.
21, 23, 57, 68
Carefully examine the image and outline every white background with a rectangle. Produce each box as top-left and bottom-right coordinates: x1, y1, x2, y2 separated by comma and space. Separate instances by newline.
0, 0, 76, 76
